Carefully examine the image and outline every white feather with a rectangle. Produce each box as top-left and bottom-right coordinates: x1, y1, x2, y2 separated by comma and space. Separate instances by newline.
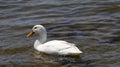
28, 25, 83, 56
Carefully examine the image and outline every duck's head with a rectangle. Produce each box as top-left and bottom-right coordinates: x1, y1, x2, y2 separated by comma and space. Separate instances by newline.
27, 25, 46, 37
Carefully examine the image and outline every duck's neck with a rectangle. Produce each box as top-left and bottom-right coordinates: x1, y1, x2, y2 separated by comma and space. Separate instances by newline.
34, 29, 47, 48
38, 30, 47, 44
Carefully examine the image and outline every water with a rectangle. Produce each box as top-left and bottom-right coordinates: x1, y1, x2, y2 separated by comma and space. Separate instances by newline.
0, 0, 120, 67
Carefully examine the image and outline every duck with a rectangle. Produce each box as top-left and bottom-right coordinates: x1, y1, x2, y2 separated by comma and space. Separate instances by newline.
27, 25, 82, 57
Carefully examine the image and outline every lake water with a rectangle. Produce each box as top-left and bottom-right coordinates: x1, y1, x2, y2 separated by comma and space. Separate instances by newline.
0, 0, 120, 67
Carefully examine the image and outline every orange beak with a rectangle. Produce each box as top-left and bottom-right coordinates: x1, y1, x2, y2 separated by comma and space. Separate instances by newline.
26, 31, 35, 37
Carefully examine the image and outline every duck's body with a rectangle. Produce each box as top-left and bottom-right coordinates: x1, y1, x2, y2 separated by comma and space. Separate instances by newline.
34, 40, 82, 55
27, 25, 82, 57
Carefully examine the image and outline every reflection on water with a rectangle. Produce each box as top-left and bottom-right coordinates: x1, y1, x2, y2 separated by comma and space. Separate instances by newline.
0, 0, 120, 67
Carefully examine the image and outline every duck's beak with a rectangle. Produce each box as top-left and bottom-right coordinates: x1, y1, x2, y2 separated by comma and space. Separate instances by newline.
26, 31, 35, 37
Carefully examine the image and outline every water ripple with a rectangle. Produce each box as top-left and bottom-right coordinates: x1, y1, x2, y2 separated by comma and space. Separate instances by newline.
0, 0, 120, 67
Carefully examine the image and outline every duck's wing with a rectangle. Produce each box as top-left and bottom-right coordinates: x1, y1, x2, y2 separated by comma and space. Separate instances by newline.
38, 40, 82, 55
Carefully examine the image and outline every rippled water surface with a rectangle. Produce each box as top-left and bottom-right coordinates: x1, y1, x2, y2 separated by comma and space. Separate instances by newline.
0, 0, 120, 67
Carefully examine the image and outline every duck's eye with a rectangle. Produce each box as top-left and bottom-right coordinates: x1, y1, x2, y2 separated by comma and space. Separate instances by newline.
34, 27, 37, 29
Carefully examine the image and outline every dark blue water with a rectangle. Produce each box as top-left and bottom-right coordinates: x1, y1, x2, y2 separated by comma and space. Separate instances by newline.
0, 0, 120, 67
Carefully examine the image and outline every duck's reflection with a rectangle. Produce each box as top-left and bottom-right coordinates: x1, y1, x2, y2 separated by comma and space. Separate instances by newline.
32, 50, 83, 66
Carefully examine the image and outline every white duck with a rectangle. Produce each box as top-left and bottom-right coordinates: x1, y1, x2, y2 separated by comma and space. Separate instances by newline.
27, 25, 82, 57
